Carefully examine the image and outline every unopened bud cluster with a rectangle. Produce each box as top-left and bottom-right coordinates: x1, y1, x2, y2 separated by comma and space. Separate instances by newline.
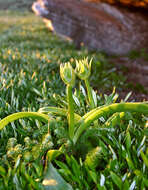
60, 57, 92, 85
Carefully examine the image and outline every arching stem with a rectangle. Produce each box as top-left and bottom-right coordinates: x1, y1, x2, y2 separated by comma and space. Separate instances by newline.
73, 103, 148, 144
0, 112, 49, 130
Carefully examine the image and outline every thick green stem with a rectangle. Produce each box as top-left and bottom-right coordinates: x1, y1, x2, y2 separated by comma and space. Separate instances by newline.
73, 103, 148, 144
104, 112, 125, 127
67, 85, 75, 140
85, 79, 95, 109
0, 112, 50, 130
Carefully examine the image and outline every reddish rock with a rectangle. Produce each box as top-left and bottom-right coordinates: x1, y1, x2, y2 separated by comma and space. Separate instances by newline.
84, 0, 148, 9
32, 0, 148, 55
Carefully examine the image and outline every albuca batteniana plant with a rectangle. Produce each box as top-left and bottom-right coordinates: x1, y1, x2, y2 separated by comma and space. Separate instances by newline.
75, 57, 95, 109
0, 57, 148, 189
60, 62, 75, 140
0, 57, 148, 146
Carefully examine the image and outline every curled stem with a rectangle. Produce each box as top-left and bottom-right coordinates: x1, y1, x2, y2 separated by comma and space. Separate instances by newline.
73, 103, 148, 144
0, 112, 49, 130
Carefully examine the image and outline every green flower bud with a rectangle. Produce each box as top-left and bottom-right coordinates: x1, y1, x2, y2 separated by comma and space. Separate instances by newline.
7, 149, 16, 158
84, 146, 104, 170
24, 137, 32, 147
42, 134, 53, 149
42, 133, 52, 143
14, 144, 23, 154
60, 62, 75, 86
7, 138, 17, 149
24, 151, 33, 162
75, 57, 92, 80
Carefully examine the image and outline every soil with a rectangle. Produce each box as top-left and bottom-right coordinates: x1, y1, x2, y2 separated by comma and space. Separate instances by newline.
109, 56, 148, 101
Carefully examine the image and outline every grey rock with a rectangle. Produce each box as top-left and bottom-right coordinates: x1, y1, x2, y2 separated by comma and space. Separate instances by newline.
32, 0, 148, 55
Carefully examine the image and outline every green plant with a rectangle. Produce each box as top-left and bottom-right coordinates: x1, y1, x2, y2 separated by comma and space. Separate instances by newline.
1, 58, 147, 142
75, 57, 95, 109
0, 58, 148, 189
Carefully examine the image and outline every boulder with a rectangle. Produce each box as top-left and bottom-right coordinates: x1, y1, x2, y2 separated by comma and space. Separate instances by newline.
85, 0, 148, 9
32, 0, 148, 55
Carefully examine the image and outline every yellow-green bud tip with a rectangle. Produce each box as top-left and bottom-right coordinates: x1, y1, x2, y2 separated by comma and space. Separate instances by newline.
75, 57, 92, 80
60, 62, 75, 86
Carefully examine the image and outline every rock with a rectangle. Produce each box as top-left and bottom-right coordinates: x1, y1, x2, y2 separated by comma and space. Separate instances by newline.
85, 0, 148, 9
32, 0, 148, 55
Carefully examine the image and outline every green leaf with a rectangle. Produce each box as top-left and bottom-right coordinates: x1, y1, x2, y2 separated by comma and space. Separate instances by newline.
42, 162, 73, 190
122, 180, 130, 190
92, 89, 97, 107
110, 172, 122, 189
84, 146, 104, 170
124, 91, 132, 102
0, 166, 6, 177
47, 150, 62, 162
88, 170, 98, 184
126, 131, 131, 151
100, 174, 105, 187
143, 178, 148, 187
13, 174, 22, 190
126, 156, 135, 170
140, 150, 148, 167
73, 95, 80, 107
97, 184, 107, 190
129, 180, 136, 190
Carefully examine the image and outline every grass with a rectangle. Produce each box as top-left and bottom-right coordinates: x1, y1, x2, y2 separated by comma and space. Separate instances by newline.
0, 4, 148, 190
0, 10, 128, 115
0, 0, 34, 10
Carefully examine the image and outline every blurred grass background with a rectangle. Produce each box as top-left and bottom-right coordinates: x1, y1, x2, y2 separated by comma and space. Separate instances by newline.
0, 0, 34, 10
0, 0, 147, 114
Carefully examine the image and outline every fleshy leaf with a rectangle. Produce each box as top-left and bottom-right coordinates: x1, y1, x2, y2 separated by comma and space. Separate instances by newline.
42, 162, 73, 190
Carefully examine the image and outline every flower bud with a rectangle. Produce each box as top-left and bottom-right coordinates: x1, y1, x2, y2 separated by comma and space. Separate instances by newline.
7, 149, 16, 158
24, 151, 33, 162
7, 138, 17, 149
60, 62, 75, 86
75, 57, 92, 80
24, 137, 32, 147
14, 144, 23, 154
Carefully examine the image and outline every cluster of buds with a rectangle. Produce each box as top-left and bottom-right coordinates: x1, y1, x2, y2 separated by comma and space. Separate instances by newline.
60, 57, 92, 86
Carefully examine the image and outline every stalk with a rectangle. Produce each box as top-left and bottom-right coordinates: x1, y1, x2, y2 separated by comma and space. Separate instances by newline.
0, 112, 49, 130
85, 79, 95, 109
67, 85, 75, 140
85, 78, 98, 127
73, 103, 148, 144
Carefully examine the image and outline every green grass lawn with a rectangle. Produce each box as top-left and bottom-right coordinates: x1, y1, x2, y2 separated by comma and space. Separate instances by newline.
0, 10, 128, 114
0, 0, 34, 10
0, 5, 148, 190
